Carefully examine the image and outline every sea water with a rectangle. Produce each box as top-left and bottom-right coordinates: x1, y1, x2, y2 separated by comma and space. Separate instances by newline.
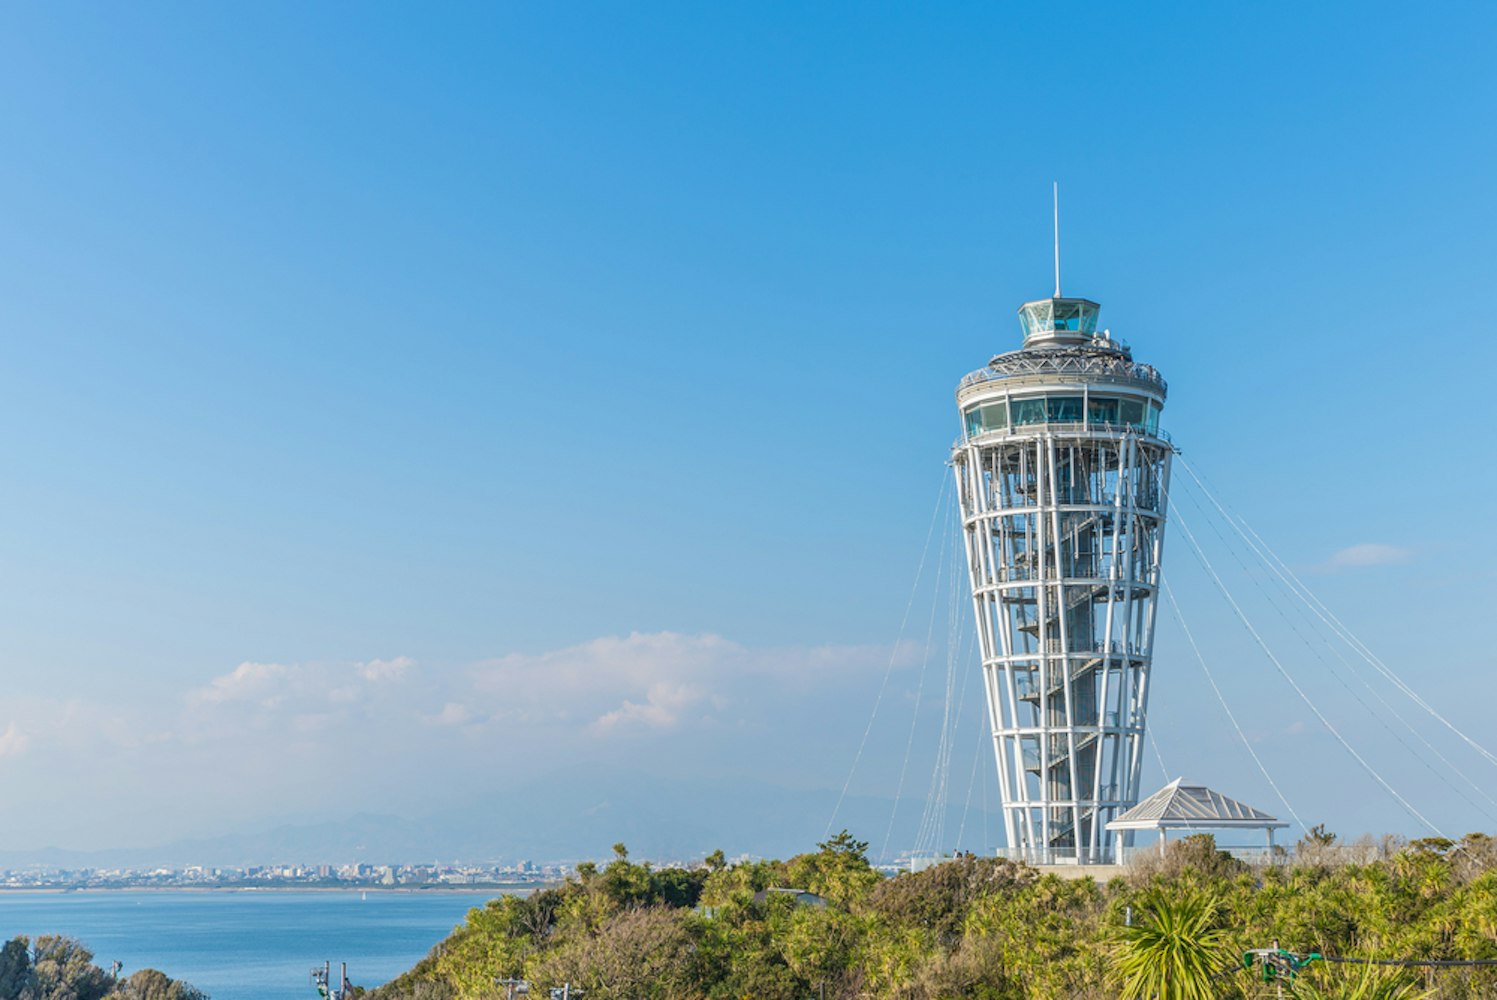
0, 890, 511, 1000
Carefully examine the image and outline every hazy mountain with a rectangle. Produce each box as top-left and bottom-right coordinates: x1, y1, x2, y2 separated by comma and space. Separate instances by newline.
0, 767, 1002, 868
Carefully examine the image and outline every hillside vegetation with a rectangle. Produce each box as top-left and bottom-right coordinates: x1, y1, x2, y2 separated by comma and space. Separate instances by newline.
0, 936, 206, 1000
369, 830, 1497, 1000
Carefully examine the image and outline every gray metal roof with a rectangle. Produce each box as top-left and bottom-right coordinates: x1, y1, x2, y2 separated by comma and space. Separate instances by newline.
1105, 778, 1288, 832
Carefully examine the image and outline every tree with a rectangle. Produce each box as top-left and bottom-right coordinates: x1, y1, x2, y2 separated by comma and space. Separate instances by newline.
32, 936, 114, 1000
1298, 825, 1341, 867
0, 938, 206, 1000
529, 906, 698, 1000
866, 855, 1035, 947
1305, 825, 1339, 847
112, 969, 209, 1000
784, 831, 880, 908
1111, 890, 1231, 1000
1450, 832, 1497, 884
0, 937, 37, 1000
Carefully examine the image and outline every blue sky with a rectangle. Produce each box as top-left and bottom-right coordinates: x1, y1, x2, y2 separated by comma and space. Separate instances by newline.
0, 3, 1494, 854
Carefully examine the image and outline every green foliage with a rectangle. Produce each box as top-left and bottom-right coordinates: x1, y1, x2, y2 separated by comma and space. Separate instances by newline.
1293, 962, 1435, 1000
868, 855, 1036, 947
528, 906, 697, 1000
114, 969, 209, 1000
32, 936, 116, 1000
1111, 890, 1231, 1000
1307, 825, 1340, 848
0, 936, 206, 1000
783, 831, 880, 908
368, 832, 1497, 1000
0, 938, 36, 1000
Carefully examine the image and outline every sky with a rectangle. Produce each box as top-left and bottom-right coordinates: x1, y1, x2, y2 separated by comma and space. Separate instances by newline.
0, 2, 1495, 855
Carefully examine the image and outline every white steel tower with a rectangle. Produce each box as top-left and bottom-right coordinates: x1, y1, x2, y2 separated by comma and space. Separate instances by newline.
952, 293, 1170, 864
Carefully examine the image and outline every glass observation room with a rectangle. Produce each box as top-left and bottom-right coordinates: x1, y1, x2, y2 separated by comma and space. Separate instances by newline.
1018, 298, 1100, 341
964, 394, 1160, 437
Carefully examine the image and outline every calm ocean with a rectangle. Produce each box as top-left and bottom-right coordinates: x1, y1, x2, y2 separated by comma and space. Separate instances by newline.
0, 889, 511, 1000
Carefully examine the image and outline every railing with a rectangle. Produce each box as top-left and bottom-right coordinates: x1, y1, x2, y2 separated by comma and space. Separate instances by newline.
993, 641, 1146, 667
958, 348, 1167, 393
993, 846, 1117, 866
997, 844, 1284, 868
1116, 844, 1282, 866
960, 494, 1169, 516
952, 422, 1173, 447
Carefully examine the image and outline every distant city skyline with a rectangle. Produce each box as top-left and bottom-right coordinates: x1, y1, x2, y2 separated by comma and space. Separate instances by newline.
1, 3, 1494, 854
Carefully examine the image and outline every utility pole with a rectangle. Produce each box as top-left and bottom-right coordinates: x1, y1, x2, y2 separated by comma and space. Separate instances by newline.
311, 961, 355, 1000
1243, 942, 1321, 991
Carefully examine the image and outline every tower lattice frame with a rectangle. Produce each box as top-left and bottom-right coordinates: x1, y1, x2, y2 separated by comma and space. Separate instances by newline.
952, 296, 1171, 864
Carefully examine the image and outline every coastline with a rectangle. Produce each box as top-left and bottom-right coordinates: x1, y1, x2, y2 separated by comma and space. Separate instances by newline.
0, 883, 550, 895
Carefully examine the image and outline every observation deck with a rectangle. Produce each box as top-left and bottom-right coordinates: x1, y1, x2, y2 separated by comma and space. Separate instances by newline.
955, 296, 1168, 446
958, 348, 1166, 395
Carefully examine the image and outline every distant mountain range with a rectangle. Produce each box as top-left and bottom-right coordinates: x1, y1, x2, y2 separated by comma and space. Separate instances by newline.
0, 767, 1003, 868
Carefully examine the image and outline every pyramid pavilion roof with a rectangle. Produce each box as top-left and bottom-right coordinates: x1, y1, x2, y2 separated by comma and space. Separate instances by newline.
1106, 778, 1288, 832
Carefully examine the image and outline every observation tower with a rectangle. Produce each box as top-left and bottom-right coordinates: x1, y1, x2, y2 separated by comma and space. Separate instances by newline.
952, 282, 1171, 864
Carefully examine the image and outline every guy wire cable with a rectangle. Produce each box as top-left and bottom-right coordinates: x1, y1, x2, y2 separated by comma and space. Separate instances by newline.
1172, 481, 1492, 821
955, 696, 986, 851
915, 529, 969, 856
826, 468, 950, 838
1161, 576, 1304, 831
1173, 507, 1440, 836
1179, 455, 1497, 775
880, 486, 955, 862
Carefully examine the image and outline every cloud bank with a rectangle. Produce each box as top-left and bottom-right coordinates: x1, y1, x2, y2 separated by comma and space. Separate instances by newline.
0, 633, 919, 847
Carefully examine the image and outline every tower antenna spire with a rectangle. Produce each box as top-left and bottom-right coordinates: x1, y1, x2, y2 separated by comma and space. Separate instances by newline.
1052, 181, 1062, 298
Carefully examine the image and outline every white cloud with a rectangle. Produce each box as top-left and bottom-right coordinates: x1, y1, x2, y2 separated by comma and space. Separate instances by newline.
189, 657, 419, 711
170, 633, 898, 754
27, 635, 901, 764
359, 656, 414, 683
0, 722, 29, 758
192, 660, 290, 707
0, 697, 161, 754
1320, 543, 1414, 571
425, 702, 473, 727
467, 631, 902, 735
0, 633, 906, 845
181, 656, 428, 750
592, 681, 703, 733
469, 631, 729, 730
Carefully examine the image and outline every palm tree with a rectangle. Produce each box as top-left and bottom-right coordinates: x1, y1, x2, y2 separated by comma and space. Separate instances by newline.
1112, 890, 1232, 1000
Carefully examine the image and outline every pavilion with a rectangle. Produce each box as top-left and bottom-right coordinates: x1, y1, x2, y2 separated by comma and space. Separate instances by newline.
1106, 778, 1288, 861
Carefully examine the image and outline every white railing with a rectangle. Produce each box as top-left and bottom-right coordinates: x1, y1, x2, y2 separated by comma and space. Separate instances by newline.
993, 846, 1117, 866
1116, 844, 1282, 866
954, 422, 1173, 447
958, 351, 1167, 392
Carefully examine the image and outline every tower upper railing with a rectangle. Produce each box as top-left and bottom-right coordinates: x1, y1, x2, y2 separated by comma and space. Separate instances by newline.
958, 349, 1167, 395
